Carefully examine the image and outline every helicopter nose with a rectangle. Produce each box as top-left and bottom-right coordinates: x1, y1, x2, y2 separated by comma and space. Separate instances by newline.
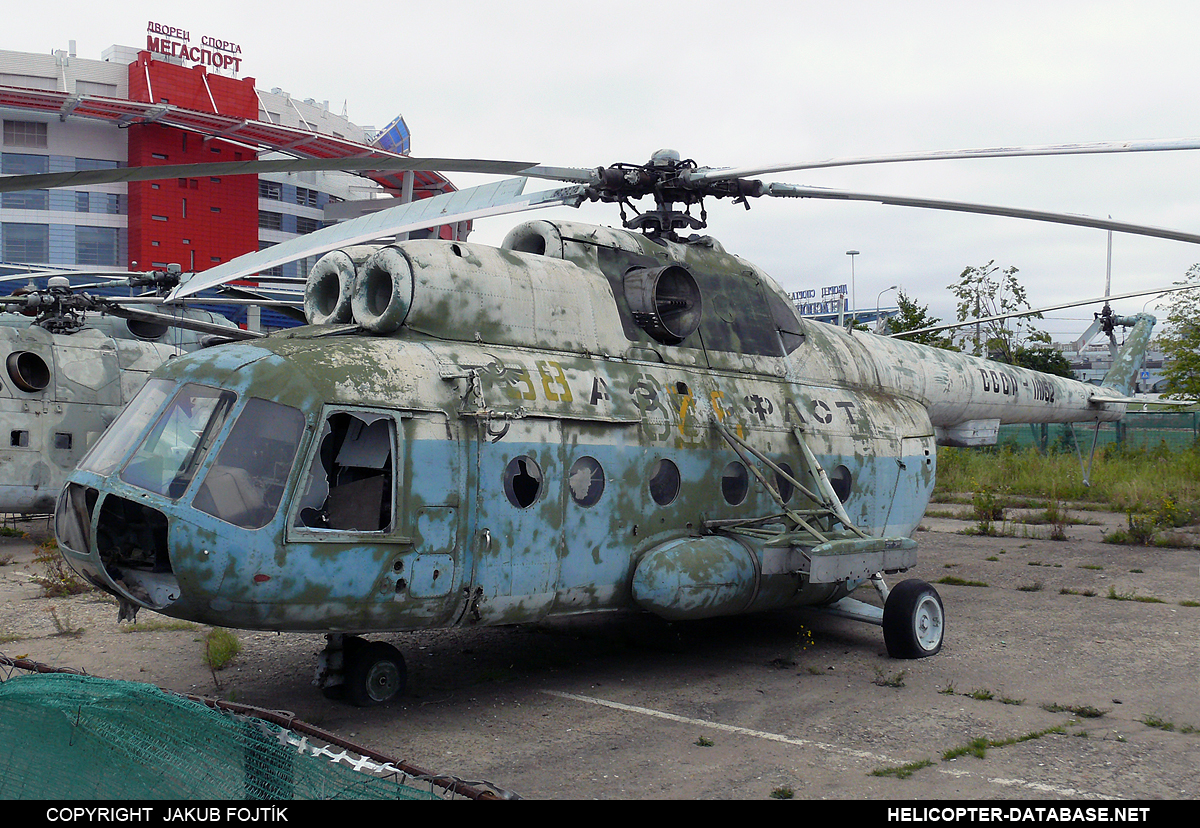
56, 483, 180, 612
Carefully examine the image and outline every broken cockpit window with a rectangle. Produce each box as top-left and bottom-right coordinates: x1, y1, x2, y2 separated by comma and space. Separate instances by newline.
192, 398, 305, 529
293, 411, 395, 533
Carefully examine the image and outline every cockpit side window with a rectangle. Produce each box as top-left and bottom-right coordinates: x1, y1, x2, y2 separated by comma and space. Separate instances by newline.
119, 384, 236, 499
193, 398, 305, 529
292, 410, 395, 533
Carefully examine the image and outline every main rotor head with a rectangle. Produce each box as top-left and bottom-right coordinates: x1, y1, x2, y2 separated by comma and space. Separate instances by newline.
582, 149, 764, 238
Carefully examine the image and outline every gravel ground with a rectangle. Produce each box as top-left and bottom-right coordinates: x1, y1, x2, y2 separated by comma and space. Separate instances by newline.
2, 507, 1197, 800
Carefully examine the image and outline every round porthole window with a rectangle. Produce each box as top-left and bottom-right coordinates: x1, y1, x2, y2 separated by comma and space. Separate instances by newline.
503, 455, 543, 508
829, 464, 852, 503
568, 456, 605, 507
775, 462, 795, 504
648, 458, 680, 506
721, 461, 749, 505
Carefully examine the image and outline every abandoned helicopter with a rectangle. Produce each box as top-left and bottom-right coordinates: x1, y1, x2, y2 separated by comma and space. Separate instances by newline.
13, 141, 1190, 706
0, 267, 259, 514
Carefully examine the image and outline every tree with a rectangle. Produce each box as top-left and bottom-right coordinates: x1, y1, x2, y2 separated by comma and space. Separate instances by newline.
1158, 265, 1200, 399
949, 261, 1047, 361
884, 289, 957, 350
1012, 345, 1074, 378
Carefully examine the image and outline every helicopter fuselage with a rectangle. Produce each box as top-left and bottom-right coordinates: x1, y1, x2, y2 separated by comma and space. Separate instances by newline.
1, 305, 242, 514
54, 221, 1133, 634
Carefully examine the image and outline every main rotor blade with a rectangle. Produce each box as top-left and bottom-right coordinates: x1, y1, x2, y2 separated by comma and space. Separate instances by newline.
890, 283, 1198, 339
766, 183, 1200, 246
690, 138, 1200, 182
96, 303, 263, 341
0, 155, 540, 193
170, 178, 588, 299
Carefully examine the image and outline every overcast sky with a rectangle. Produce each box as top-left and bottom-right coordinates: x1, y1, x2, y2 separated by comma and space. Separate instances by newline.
13, 0, 1200, 340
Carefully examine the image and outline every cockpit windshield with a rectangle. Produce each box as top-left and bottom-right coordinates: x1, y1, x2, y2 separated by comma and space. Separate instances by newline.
120, 384, 237, 499
78, 378, 174, 477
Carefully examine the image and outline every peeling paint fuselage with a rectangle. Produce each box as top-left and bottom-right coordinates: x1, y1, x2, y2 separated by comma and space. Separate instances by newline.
54, 220, 1138, 632
0, 320, 192, 514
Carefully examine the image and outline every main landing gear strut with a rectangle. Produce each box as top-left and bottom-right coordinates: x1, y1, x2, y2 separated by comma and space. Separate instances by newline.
316, 634, 408, 707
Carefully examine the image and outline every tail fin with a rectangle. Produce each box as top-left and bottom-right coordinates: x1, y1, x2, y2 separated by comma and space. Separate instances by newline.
1101, 313, 1156, 394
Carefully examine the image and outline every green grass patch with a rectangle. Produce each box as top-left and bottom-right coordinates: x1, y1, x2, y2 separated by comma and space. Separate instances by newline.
936, 576, 989, 587
120, 620, 201, 633
1141, 714, 1175, 732
936, 445, 1200, 517
202, 628, 241, 670
871, 758, 934, 779
873, 668, 908, 688
943, 725, 1065, 761
1042, 702, 1106, 718
1106, 586, 1165, 603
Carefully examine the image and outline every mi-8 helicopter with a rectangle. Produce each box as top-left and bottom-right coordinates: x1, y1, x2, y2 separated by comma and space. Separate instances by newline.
0, 266, 266, 514
14, 140, 1195, 706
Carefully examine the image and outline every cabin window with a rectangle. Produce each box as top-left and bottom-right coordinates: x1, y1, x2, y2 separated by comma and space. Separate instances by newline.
119, 383, 236, 499
193, 398, 305, 529
829, 464, 852, 503
775, 462, 796, 504
568, 456, 605, 507
503, 455, 543, 509
648, 458, 680, 506
294, 411, 395, 532
721, 461, 749, 506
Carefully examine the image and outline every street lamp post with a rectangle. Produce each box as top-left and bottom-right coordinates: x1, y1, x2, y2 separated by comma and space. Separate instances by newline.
846, 250, 859, 328
876, 285, 898, 332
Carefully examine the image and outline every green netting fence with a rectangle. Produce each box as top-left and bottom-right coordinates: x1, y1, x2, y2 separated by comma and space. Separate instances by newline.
0, 671, 460, 800
999, 410, 1200, 453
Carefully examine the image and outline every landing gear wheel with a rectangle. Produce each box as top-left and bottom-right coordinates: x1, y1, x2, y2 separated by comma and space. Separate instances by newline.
344, 640, 407, 707
883, 579, 944, 658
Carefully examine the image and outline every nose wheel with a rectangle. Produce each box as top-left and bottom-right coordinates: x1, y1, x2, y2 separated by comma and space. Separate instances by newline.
317, 634, 407, 706
882, 579, 945, 658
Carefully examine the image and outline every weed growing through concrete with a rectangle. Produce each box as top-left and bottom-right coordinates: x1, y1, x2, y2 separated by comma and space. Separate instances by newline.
936, 576, 989, 587
1106, 586, 1165, 603
871, 759, 934, 779
1042, 702, 1106, 718
873, 668, 907, 688
942, 725, 1066, 761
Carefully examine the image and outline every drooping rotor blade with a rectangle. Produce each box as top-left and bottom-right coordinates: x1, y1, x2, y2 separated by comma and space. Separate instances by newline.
170, 177, 589, 300
890, 283, 1198, 340
98, 303, 263, 341
765, 183, 1200, 246
0, 155, 541, 193
689, 138, 1200, 182
0, 269, 137, 284
218, 286, 308, 323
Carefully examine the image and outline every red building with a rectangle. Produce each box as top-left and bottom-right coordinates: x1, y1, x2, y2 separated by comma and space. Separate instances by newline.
126, 52, 260, 272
